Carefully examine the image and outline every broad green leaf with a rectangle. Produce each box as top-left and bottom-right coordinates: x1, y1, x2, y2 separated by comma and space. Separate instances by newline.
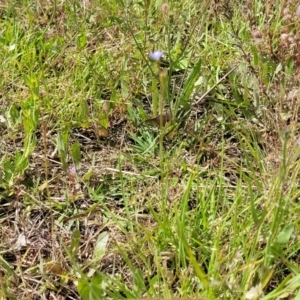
78, 275, 105, 300
177, 58, 202, 110
93, 231, 109, 261
70, 229, 81, 258
274, 224, 294, 245
71, 141, 82, 165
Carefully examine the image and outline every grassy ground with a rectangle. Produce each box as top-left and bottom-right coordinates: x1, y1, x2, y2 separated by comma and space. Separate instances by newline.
1, 0, 300, 299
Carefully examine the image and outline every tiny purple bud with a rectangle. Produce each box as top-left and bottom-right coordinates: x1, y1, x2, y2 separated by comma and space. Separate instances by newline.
69, 166, 76, 175
149, 50, 163, 61
161, 3, 169, 15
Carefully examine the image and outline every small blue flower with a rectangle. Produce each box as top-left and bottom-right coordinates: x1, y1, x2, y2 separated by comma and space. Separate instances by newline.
149, 50, 163, 61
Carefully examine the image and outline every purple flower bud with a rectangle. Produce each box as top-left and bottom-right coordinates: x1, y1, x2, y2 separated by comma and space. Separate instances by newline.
69, 166, 76, 175
149, 50, 163, 61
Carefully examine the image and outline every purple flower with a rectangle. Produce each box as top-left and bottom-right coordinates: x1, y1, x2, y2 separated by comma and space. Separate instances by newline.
149, 50, 163, 61
69, 166, 76, 175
